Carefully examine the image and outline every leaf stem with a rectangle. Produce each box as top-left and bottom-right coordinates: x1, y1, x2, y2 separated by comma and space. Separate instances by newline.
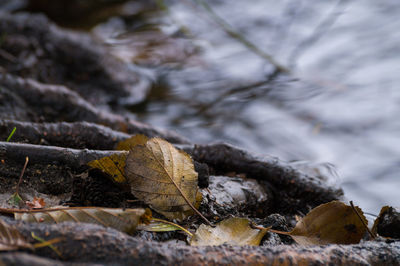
350, 201, 375, 239
251, 223, 288, 235
170, 177, 214, 227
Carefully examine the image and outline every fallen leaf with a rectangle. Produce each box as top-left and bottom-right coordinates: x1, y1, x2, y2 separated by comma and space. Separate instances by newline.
13, 207, 151, 235
270, 201, 367, 245
87, 153, 128, 184
26, 197, 46, 209
8, 192, 23, 207
0, 217, 33, 251
116, 134, 149, 150
138, 218, 193, 237
124, 137, 202, 221
190, 217, 269, 246
371, 206, 399, 239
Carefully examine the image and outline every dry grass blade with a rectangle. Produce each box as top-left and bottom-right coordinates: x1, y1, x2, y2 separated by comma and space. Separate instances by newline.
11, 207, 150, 235
0, 217, 33, 251
125, 137, 211, 225
138, 218, 193, 237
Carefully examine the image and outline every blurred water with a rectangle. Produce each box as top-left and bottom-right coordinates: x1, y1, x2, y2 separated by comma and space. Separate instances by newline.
105, 0, 399, 214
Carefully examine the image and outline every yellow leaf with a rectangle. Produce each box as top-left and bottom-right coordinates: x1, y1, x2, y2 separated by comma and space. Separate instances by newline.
87, 153, 128, 184
14, 207, 151, 235
124, 137, 200, 221
190, 218, 269, 246
116, 134, 149, 151
272, 201, 367, 245
138, 218, 193, 237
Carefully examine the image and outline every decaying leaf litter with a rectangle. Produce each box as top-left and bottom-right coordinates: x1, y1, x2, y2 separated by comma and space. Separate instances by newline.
1, 133, 398, 251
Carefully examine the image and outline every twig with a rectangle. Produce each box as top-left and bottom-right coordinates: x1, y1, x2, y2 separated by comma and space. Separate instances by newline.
189, 0, 290, 74
350, 201, 375, 239
16, 157, 29, 195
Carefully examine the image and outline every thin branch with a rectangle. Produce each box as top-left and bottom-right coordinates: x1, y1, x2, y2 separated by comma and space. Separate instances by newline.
16, 157, 29, 195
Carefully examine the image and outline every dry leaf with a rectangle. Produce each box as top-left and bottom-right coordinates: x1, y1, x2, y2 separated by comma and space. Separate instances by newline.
14, 207, 151, 235
116, 134, 149, 150
371, 206, 400, 239
124, 137, 201, 220
272, 201, 367, 245
190, 218, 269, 246
26, 197, 46, 209
138, 218, 193, 236
371, 206, 390, 237
87, 153, 128, 184
0, 217, 33, 251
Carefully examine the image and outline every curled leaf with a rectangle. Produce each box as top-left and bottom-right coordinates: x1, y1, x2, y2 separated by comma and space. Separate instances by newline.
26, 197, 46, 209
87, 153, 128, 184
190, 218, 269, 246
0, 217, 33, 251
14, 207, 151, 235
271, 201, 367, 245
124, 137, 203, 221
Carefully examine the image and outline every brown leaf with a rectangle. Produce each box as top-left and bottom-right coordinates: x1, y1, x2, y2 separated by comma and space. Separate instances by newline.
272, 201, 367, 245
14, 207, 151, 235
124, 137, 202, 221
87, 152, 128, 184
26, 197, 46, 209
0, 217, 33, 251
372, 206, 390, 237
190, 218, 269, 246
371, 206, 400, 239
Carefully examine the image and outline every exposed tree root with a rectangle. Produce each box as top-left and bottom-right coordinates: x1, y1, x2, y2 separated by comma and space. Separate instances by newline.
1, 219, 398, 265
0, 74, 188, 144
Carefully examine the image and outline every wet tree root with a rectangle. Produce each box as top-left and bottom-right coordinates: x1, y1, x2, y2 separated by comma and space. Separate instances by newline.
181, 143, 343, 214
0, 141, 342, 214
0, 120, 130, 150
1, 219, 398, 265
0, 74, 187, 144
